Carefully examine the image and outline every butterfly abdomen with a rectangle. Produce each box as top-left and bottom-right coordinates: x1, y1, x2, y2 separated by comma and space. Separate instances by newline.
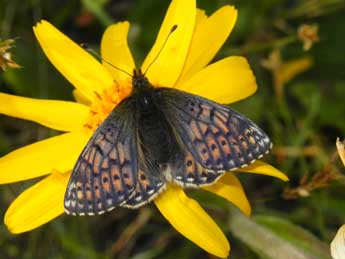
136, 90, 177, 167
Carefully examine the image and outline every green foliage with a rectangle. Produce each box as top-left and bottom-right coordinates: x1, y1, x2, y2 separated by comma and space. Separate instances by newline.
1, 0, 345, 258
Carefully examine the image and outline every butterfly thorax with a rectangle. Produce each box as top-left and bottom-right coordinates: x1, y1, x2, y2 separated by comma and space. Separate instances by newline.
132, 69, 155, 111
132, 69, 152, 92
132, 69, 178, 169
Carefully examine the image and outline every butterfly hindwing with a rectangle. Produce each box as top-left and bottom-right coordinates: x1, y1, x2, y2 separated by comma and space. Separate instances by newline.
121, 138, 168, 209
121, 169, 166, 209
171, 150, 225, 187
64, 98, 138, 215
158, 88, 272, 174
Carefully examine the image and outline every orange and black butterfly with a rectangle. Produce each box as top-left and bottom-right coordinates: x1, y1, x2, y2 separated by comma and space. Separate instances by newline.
64, 69, 271, 216
64, 26, 271, 216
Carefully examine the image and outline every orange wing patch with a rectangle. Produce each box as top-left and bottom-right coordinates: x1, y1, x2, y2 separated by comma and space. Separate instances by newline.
171, 151, 224, 187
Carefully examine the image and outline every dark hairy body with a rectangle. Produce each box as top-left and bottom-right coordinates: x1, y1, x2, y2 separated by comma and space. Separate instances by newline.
132, 71, 180, 171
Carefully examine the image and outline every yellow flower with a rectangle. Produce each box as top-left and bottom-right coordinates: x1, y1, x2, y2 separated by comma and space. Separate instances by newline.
0, 0, 288, 257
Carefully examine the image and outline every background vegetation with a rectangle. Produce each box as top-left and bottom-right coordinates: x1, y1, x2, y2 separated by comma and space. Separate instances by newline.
1, 0, 345, 258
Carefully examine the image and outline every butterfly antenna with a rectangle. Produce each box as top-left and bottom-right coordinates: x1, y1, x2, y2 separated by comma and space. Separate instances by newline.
81, 43, 133, 77
143, 24, 178, 76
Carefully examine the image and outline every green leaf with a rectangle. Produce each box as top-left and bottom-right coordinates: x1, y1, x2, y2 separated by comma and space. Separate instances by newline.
228, 208, 331, 259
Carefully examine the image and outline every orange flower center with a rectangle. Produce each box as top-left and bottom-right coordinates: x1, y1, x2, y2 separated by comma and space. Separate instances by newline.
84, 80, 132, 132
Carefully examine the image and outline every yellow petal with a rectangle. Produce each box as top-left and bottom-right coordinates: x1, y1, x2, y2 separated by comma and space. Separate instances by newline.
336, 138, 345, 168
176, 56, 257, 104
237, 160, 289, 181
141, 0, 196, 87
0, 132, 90, 183
101, 21, 135, 84
178, 6, 238, 82
72, 89, 92, 106
194, 9, 208, 34
203, 173, 251, 216
331, 224, 345, 259
5, 171, 69, 234
154, 185, 230, 258
0, 93, 89, 132
33, 20, 113, 101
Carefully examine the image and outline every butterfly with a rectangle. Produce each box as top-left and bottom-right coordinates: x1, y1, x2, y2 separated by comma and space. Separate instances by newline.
64, 68, 272, 216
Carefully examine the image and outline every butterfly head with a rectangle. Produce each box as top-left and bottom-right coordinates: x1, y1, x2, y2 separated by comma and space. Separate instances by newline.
132, 69, 151, 92
132, 25, 178, 93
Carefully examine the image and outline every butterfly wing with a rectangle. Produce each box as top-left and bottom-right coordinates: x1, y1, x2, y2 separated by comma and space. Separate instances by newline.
119, 139, 168, 209
120, 167, 166, 209
170, 150, 225, 187
64, 97, 139, 215
158, 88, 272, 186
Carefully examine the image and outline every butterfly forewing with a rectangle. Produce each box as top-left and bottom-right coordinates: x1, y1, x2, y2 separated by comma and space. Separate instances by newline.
158, 88, 272, 174
64, 98, 139, 215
